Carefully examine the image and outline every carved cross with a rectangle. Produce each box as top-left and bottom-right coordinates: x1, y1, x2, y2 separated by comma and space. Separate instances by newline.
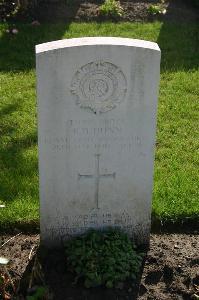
78, 154, 116, 209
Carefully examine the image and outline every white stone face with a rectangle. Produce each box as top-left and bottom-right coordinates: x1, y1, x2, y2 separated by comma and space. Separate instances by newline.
36, 37, 161, 247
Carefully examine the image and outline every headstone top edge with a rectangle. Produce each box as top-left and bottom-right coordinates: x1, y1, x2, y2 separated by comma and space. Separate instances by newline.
35, 37, 160, 54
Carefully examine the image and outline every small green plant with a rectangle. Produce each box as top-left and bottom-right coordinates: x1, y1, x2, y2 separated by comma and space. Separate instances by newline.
147, 4, 166, 15
99, 0, 124, 17
65, 229, 144, 288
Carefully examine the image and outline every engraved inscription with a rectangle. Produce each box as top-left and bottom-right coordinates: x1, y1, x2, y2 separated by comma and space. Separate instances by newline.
46, 210, 134, 240
41, 132, 142, 153
78, 154, 116, 209
71, 61, 127, 114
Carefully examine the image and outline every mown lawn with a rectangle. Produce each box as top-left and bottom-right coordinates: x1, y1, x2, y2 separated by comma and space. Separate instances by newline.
0, 22, 198, 230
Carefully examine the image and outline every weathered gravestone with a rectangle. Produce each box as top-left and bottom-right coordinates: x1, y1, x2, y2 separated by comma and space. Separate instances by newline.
36, 37, 160, 247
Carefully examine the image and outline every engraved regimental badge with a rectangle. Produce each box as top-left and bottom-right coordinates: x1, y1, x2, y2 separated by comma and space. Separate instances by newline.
71, 61, 127, 114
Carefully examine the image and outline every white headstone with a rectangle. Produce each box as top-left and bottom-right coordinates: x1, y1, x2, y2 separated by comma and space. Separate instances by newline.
36, 37, 160, 247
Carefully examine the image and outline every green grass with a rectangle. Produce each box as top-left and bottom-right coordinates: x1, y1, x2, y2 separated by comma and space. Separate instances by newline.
0, 22, 198, 230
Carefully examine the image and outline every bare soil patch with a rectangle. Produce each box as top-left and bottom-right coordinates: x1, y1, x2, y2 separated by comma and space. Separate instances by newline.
34, 0, 198, 23
0, 233, 199, 299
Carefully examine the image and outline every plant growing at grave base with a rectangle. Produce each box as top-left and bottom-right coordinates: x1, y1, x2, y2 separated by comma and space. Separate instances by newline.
65, 229, 144, 288
99, 0, 124, 18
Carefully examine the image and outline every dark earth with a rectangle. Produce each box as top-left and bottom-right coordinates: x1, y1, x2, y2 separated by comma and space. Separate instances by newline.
34, 0, 198, 23
0, 233, 199, 299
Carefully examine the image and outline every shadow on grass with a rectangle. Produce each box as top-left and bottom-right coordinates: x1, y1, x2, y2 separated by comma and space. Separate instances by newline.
0, 104, 37, 204
0, 23, 69, 72
151, 213, 199, 234
157, 1, 199, 72
0, 103, 19, 118
0, 132, 37, 198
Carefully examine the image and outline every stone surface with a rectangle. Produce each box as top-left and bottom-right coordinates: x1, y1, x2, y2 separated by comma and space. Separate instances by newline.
36, 37, 160, 247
